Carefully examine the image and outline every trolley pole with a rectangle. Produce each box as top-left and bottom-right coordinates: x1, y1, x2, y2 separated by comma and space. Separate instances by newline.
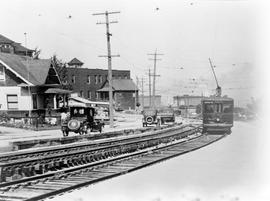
93, 11, 120, 128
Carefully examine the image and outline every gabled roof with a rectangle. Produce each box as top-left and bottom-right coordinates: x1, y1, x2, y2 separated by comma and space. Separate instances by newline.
97, 79, 138, 92
0, 34, 33, 52
0, 52, 60, 85
13, 42, 34, 53
0, 34, 14, 44
68, 58, 84, 66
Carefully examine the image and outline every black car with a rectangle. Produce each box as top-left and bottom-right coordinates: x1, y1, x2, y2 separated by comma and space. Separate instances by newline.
142, 109, 159, 127
157, 108, 175, 125
61, 106, 104, 136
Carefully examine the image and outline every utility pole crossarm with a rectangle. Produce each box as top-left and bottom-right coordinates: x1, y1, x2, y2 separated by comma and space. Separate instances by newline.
148, 59, 162, 61
98, 55, 120, 57
93, 11, 121, 16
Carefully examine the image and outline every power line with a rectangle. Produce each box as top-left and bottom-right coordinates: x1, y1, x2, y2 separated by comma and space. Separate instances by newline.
93, 10, 120, 128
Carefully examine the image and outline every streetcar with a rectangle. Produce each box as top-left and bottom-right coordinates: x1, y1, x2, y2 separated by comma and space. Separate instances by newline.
201, 58, 234, 134
201, 96, 234, 134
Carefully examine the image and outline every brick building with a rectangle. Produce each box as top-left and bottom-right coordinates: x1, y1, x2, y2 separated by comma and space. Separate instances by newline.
97, 79, 138, 110
65, 58, 131, 102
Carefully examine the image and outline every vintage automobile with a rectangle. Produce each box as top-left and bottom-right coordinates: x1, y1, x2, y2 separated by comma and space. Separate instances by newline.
157, 108, 175, 125
142, 108, 160, 127
61, 106, 104, 136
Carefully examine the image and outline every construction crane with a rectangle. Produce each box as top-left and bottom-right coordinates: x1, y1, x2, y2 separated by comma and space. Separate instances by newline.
208, 58, 221, 97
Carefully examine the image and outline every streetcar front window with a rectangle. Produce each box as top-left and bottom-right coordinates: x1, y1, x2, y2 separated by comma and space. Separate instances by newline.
204, 104, 214, 113
204, 103, 222, 113
223, 103, 233, 113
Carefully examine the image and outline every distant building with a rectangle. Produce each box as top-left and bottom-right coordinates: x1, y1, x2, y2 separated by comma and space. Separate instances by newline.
0, 52, 70, 117
0, 34, 34, 57
64, 58, 131, 102
173, 95, 204, 117
138, 95, 162, 109
173, 95, 204, 107
97, 79, 138, 110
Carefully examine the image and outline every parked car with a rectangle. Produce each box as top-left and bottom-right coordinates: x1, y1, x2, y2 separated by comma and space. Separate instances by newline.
61, 106, 104, 136
157, 108, 175, 124
142, 108, 159, 127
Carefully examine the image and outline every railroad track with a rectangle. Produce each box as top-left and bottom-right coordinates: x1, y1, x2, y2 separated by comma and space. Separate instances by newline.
0, 125, 197, 183
0, 133, 225, 201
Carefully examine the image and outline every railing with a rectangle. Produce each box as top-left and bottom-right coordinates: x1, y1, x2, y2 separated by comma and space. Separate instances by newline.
0, 116, 61, 131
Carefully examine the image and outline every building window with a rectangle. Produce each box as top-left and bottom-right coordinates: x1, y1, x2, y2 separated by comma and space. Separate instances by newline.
71, 75, 75, 83
88, 91, 91, 99
7, 95, 18, 110
95, 92, 99, 100
87, 75, 91, 84
80, 91, 84, 98
0, 65, 5, 81
32, 94, 37, 109
95, 75, 98, 84
99, 75, 102, 83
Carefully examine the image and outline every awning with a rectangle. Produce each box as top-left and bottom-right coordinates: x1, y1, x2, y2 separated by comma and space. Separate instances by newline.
97, 87, 115, 92
68, 96, 109, 107
44, 88, 73, 94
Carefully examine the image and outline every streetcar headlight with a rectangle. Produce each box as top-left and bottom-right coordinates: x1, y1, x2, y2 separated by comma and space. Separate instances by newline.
216, 118, 220, 122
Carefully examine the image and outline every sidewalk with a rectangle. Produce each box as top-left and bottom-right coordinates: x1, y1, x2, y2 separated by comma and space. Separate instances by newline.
0, 114, 192, 152
0, 113, 143, 152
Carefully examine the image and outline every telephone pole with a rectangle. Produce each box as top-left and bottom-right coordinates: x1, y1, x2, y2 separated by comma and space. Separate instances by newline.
135, 76, 139, 111
24, 33, 31, 119
148, 50, 163, 109
148, 68, 152, 108
141, 77, 145, 110
93, 11, 120, 128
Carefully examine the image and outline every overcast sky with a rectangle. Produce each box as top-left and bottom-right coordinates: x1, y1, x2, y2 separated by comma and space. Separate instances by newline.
0, 0, 264, 106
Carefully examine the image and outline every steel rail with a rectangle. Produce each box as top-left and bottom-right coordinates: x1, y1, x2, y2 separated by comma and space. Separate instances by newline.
0, 125, 199, 184
0, 124, 190, 162
0, 134, 226, 201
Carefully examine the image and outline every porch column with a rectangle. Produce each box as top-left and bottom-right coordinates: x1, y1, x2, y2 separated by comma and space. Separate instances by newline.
53, 95, 57, 109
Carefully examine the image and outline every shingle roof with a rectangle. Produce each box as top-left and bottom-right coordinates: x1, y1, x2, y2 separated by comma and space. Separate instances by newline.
0, 34, 33, 52
0, 34, 14, 44
13, 42, 34, 53
68, 58, 84, 66
98, 79, 138, 92
0, 52, 55, 85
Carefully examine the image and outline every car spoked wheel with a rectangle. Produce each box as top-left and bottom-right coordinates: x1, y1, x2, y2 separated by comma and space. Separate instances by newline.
68, 119, 80, 131
146, 116, 153, 124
